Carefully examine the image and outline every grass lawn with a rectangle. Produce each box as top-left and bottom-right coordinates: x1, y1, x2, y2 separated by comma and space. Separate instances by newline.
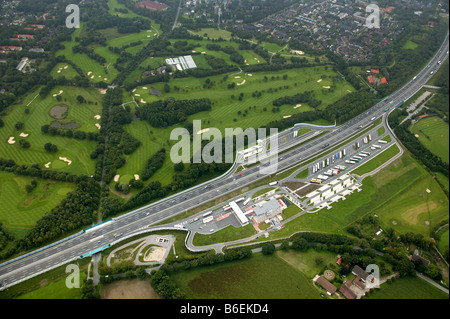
0, 86, 101, 176
402, 40, 419, 50
437, 228, 449, 255
192, 224, 256, 247
275, 249, 337, 279
410, 117, 449, 163
367, 276, 448, 299
295, 168, 309, 179
0, 171, 76, 238
170, 253, 321, 299
352, 144, 400, 176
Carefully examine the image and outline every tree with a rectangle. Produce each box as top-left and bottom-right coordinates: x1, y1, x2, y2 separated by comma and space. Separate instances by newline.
292, 238, 309, 251
261, 243, 276, 255
76, 95, 85, 103
424, 264, 441, 280
174, 162, 184, 172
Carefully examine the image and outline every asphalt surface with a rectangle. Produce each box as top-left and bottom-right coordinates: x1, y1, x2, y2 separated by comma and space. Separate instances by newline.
0, 33, 448, 291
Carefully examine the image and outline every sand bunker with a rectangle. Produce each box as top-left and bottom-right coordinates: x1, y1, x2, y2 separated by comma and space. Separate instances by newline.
132, 89, 136, 93
52, 90, 64, 97
143, 246, 166, 262
64, 65, 68, 69
59, 157, 72, 165
192, 50, 196, 53
114, 175, 120, 182
415, 134, 419, 138
237, 80, 246, 86
142, 87, 148, 90
283, 115, 292, 119
201, 52, 206, 54
140, 99, 147, 103
44, 162, 51, 168
99, 89, 107, 94
235, 76, 241, 79
291, 50, 304, 55
322, 86, 331, 89
294, 104, 302, 109
197, 128, 210, 135
19, 132, 29, 137
247, 73, 253, 76
135, 94, 140, 97
317, 79, 322, 83
95, 123, 101, 130
94, 115, 101, 120
134, 174, 140, 181
7, 137, 15, 144
90, 75, 95, 79
88, 71, 92, 75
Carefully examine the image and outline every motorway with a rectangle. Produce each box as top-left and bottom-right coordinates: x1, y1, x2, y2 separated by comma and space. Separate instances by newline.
0, 33, 448, 291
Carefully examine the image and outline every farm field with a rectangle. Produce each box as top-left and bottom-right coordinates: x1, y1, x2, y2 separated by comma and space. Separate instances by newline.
0, 171, 76, 238
0, 86, 102, 176
367, 276, 448, 299
170, 252, 321, 299
410, 116, 449, 163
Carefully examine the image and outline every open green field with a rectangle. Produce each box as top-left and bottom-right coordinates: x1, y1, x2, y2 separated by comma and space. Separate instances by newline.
0, 86, 101, 176
0, 171, 76, 238
367, 276, 448, 299
437, 228, 449, 255
352, 143, 400, 176
192, 224, 256, 247
190, 28, 233, 40
170, 252, 322, 299
402, 40, 419, 50
410, 117, 449, 163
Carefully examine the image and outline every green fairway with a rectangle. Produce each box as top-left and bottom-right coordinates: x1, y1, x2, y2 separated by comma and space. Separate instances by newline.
50, 63, 80, 79
170, 253, 321, 299
367, 276, 448, 299
56, 25, 119, 84
0, 171, 76, 237
410, 117, 449, 163
0, 86, 101, 176
117, 66, 353, 188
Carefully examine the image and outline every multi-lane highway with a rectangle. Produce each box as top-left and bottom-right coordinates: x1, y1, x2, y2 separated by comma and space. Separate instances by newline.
0, 33, 448, 291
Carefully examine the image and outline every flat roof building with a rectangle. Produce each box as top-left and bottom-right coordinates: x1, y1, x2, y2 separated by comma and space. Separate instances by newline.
252, 198, 283, 224
229, 201, 248, 225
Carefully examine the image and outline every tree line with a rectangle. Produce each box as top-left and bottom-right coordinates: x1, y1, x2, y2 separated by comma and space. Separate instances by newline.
136, 98, 212, 128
